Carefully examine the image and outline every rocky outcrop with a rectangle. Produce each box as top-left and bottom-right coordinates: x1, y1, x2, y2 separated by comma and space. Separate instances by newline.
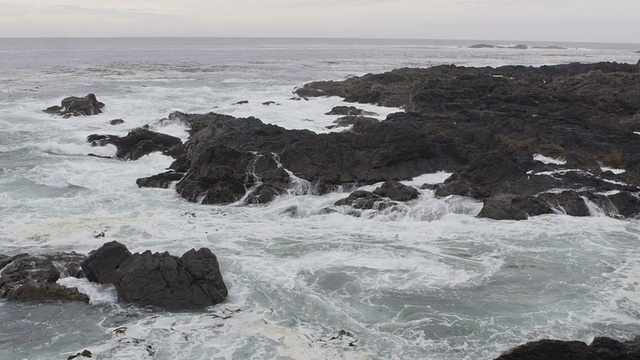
44, 94, 105, 118
326, 116, 379, 131
325, 106, 378, 116
478, 194, 553, 220
136, 171, 185, 189
88, 128, 183, 161
373, 180, 419, 201
335, 190, 397, 210
159, 113, 468, 205
81, 241, 132, 284
0, 253, 88, 302
113, 248, 227, 310
494, 337, 640, 360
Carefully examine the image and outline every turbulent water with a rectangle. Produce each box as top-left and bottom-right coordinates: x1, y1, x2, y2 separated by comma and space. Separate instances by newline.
1, 37, 640, 360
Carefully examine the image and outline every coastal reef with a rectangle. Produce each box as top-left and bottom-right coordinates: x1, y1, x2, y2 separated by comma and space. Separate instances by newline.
83, 61, 640, 221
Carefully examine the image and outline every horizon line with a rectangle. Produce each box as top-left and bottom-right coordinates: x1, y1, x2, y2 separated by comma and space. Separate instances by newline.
0, 36, 638, 46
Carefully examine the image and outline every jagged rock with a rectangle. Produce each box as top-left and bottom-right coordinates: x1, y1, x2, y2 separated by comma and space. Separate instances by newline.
494, 337, 640, 360
334, 190, 396, 210
81, 241, 132, 285
245, 184, 287, 204
0, 253, 88, 302
136, 171, 185, 189
44, 94, 105, 117
538, 191, 590, 216
607, 191, 640, 218
327, 116, 379, 130
114, 248, 227, 310
87, 128, 182, 160
478, 194, 553, 220
325, 106, 378, 116
373, 180, 419, 201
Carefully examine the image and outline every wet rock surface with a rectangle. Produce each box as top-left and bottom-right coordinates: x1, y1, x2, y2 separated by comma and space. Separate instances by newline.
494, 337, 640, 360
114, 248, 228, 310
44, 94, 105, 117
1, 242, 228, 310
88, 128, 183, 161
76, 61, 640, 220
0, 253, 88, 302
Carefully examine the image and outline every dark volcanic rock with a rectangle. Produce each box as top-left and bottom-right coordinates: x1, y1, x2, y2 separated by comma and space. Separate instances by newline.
373, 180, 419, 201
539, 191, 590, 216
88, 128, 183, 161
478, 194, 553, 220
114, 248, 227, 310
81, 241, 132, 285
0, 253, 88, 302
136, 171, 185, 189
494, 337, 640, 360
245, 184, 287, 204
328, 116, 379, 131
109, 119, 125, 125
325, 106, 378, 116
607, 191, 640, 218
44, 94, 105, 117
334, 190, 396, 210
165, 113, 467, 205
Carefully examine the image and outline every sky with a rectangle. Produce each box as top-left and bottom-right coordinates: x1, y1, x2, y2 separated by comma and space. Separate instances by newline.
0, 0, 638, 43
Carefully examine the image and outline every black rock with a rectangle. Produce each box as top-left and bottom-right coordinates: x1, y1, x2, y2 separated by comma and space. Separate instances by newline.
0, 253, 88, 302
87, 128, 182, 161
110, 119, 125, 125
136, 171, 185, 189
245, 184, 286, 204
44, 94, 105, 117
495, 337, 640, 360
478, 194, 553, 220
325, 106, 378, 116
608, 191, 640, 218
81, 241, 132, 285
538, 191, 590, 216
373, 180, 419, 201
335, 190, 396, 210
114, 248, 227, 310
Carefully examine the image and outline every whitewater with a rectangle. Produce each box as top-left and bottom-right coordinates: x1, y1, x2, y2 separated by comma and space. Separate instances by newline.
1, 37, 640, 359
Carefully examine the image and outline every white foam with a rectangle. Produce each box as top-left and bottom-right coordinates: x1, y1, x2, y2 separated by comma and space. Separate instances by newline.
57, 277, 118, 304
533, 153, 566, 165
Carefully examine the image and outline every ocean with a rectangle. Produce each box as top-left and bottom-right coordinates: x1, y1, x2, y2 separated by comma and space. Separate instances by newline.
1, 37, 640, 360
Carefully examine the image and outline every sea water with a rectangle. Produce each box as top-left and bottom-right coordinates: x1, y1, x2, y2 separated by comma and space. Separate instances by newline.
1, 37, 640, 360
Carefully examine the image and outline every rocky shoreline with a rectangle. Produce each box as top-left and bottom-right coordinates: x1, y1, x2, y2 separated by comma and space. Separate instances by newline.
54, 60, 640, 221
36, 60, 640, 357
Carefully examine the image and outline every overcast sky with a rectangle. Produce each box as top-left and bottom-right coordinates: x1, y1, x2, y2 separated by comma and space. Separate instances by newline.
0, 0, 637, 43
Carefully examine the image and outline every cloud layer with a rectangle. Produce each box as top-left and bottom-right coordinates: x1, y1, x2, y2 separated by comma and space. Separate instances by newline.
0, 0, 638, 42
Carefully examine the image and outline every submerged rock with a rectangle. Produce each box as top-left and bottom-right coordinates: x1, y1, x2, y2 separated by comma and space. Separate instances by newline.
114, 248, 228, 310
44, 94, 105, 117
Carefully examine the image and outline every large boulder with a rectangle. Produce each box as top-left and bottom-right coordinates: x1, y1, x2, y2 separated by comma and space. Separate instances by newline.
373, 180, 419, 201
0, 253, 88, 302
538, 191, 590, 217
113, 248, 228, 310
478, 194, 553, 220
81, 241, 132, 284
44, 94, 105, 117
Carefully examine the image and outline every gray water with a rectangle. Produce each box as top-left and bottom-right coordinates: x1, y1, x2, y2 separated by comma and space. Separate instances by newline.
1, 37, 640, 360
